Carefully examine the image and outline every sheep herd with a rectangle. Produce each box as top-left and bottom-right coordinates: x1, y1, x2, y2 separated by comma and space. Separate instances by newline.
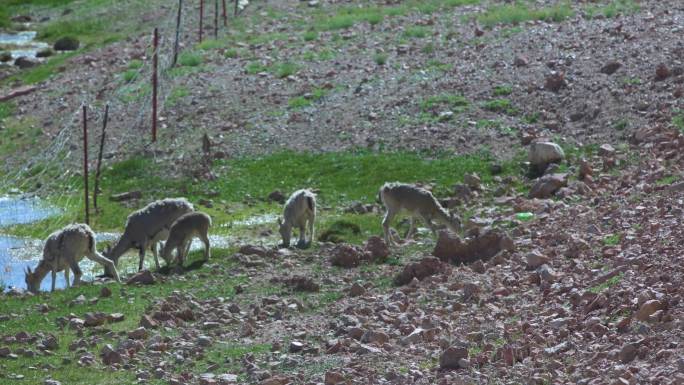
24, 183, 460, 293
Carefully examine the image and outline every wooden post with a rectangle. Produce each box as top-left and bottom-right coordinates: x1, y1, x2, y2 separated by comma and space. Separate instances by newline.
233, 0, 238, 17
82, 105, 89, 225
222, 0, 227, 26
214, 0, 218, 39
173, 0, 183, 67
152, 27, 158, 142
93, 104, 108, 212
199, 0, 204, 43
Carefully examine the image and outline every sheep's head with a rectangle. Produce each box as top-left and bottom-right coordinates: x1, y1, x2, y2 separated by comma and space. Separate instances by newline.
24, 267, 40, 294
447, 210, 462, 234
160, 243, 175, 266
278, 217, 291, 247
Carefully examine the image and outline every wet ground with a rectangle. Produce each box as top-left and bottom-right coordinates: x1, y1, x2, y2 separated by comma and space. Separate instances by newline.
0, 31, 48, 61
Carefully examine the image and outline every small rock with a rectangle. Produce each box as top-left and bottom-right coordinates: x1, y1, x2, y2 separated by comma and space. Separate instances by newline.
44, 380, 62, 385
464, 173, 481, 191
139, 315, 158, 329
289, 341, 304, 353
84, 312, 107, 327
538, 264, 557, 283
364, 236, 389, 262
513, 55, 528, 67
528, 142, 565, 174
525, 250, 550, 269
0, 346, 10, 357
330, 244, 363, 268
54, 36, 80, 51
126, 270, 155, 285
100, 286, 112, 298
36, 48, 53, 58
619, 343, 638, 363
128, 327, 148, 340
545, 71, 567, 92
655, 63, 670, 80
349, 283, 366, 297
100, 344, 123, 365
324, 371, 345, 385
394, 257, 445, 286
108, 313, 125, 323
528, 174, 567, 199
635, 300, 663, 321
14, 56, 39, 69
268, 190, 286, 204
439, 346, 469, 370
600, 61, 621, 75
598, 144, 616, 157
109, 191, 142, 202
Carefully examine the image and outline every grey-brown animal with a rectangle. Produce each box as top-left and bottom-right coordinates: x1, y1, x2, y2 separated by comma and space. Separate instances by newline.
104, 198, 193, 274
25, 223, 120, 293
160, 211, 212, 267
278, 189, 316, 248
379, 182, 460, 245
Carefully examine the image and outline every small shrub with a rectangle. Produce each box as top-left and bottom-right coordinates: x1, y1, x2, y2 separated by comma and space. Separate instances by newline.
477, 3, 574, 27
272, 62, 299, 78
245, 61, 268, 74
493, 85, 512, 96
421, 42, 435, 54
673, 111, 684, 132
224, 48, 239, 58
373, 53, 388, 66
122, 69, 139, 82
127, 59, 143, 69
482, 98, 518, 115
303, 30, 318, 41
366, 13, 383, 26
197, 39, 224, 50
403, 25, 430, 38
178, 52, 202, 67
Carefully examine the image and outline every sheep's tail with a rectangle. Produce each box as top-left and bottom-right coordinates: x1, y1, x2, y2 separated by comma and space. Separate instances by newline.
306, 195, 315, 212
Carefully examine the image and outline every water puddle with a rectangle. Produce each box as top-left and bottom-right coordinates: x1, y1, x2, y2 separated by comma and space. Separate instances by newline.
0, 31, 49, 61
231, 213, 278, 227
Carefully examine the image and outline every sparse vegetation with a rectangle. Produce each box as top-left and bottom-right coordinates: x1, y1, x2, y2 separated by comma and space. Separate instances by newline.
272, 61, 299, 78
589, 273, 623, 293
673, 110, 684, 132
482, 98, 518, 115
373, 52, 388, 65
585, 0, 640, 19
493, 85, 513, 96
477, 3, 575, 27
178, 51, 203, 67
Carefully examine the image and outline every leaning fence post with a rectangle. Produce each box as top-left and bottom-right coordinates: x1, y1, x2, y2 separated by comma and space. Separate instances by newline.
214, 0, 219, 39
233, 0, 238, 17
152, 27, 158, 143
93, 104, 108, 212
199, 0, 204, 43
222, 0, 227, 26
173, 0, 183, 67
82, 104, 89, 225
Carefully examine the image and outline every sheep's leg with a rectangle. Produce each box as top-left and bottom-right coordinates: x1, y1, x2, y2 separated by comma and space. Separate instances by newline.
87, 251, 121, 283
184, 241, 191, 261
307, 216, 315, 247
65, 268, 70, 289
51, 269, 56, 292
138, 246, 146, 271
382, 209, 397, 246
69, 260, 82, 287
200, 233, 211, 261
405, 216, 416, 240
151, 242, 160, 270
422, 215, 438, 236
296, 224, 306, 248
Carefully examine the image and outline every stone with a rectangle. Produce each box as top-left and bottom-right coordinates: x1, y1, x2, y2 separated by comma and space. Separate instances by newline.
349, 283, 366, 297
110, 191, 142, 202
528, 174, 567, 199
0, 346, 10, 357
525, 250, 550, 269
126, 270, 155, 285
44, 380, 62, 385
259, 375, 291, 385
330, 244, 363, 268
324, 371, 345, 385
600, 61, 621, 75
289, 341, 304, 353
100, 344, 123, 365
361, 330, 389, 345
545, 71, 567, 92
655, 63, 670, 81
84, 312, 107, 327
140, 314, 158, 329
619, 343, 638, 363
635, 300, 663, 321
14, 56, 39, 69
282, 276, 319, 292
239, 244, 270, 258
99, 286, 112, 298
528, 142, 565, 174
128, 327, 148, 340
36, 48, 53, 58
463, 173, 481, 191
598, 144, 616, 157
394, 257, 446, 286
514, 55, 528, 67
268, 190, 286, 204
0, 85, 38, 102
538, 264, 557, 283
108, 313, 125, 323
433, 229, 514, 264
439, 346, 468, 370
54, 36, 80, 51
364, 236, 389, 262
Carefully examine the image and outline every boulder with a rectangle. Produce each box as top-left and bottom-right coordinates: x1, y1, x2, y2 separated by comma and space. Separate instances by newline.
528, 174, 567, 199
439, 346, 469, 370
126, 270, 155, 285
528, 142, 564, 174
330, 244, 363, 268
433, 229, 514, 264
394, 257, 446, 286
54, 36, 80, 51
14, 56, 39, 69
363, 236, 389, 262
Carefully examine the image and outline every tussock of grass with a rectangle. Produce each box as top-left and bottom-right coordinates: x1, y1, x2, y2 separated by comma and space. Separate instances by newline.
303, 30, 319, 41
197, 39, 226, 50
272, 62, 299, 78
477, 3, 574, 27
288, 87, 328, 109
373, 52, 388, 65
585, 0, 640, 19
420, 94, 469, 112
403, 25, 430, 38
482, 98, 518, 115
493, 85, 513, 96
178, 52, 203, 67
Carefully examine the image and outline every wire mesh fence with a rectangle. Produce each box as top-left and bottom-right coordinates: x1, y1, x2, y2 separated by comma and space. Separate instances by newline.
0, 0, 251, 291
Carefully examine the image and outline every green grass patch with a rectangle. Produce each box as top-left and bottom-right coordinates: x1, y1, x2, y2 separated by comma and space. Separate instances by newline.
477, 3, 575, 27
288, 87, 328, 109
403, 25, 430, 38
245, 61, 268, 74
585, 0, 640, 19
178, 51, 203, 67
373, 52, 388, 66
121, 69, 139, 82
425, 59, 453, 72
127, 59, 143, 69
166, 86, 190, 106
303, 30, 319, 41
603, 233, 621, 246
656, 175, 678, 186
493, 85, 513, 96
197, 39, 226, 50
673, 110, 684, 132
0, 101, 14, 122
224, 48, 239, 58
272, 61, 299, 78
420, 94, 469, 112
589, 273, 623, 293
482, 98, 518, 115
